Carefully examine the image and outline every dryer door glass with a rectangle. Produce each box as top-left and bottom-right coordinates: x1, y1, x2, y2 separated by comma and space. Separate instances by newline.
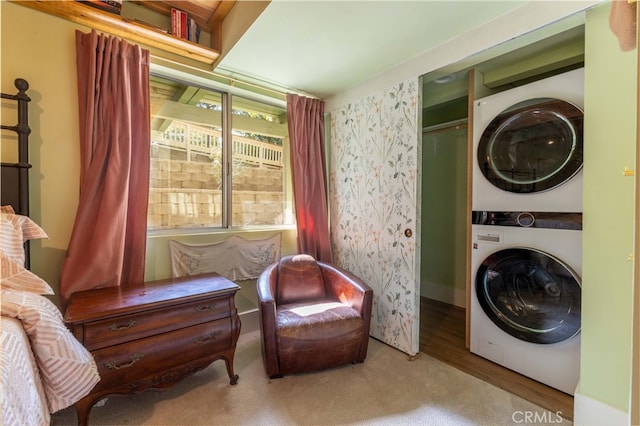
477, 98, 583, 193
476, 247, 581, 344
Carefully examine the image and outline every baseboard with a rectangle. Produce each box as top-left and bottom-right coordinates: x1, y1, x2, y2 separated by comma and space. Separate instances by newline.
420, 281, 466, 308
235, 279, 260, 336
574, 389, 629, 426
239, 308, 259, 335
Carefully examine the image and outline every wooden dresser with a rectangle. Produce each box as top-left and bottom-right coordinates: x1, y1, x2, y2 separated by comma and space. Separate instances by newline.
64, 273, 241, 426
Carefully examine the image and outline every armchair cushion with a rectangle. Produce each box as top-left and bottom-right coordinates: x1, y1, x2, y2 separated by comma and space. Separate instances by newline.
277, 301, 363, 340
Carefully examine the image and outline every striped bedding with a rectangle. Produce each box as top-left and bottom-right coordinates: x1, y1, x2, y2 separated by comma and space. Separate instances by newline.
1, 316, 49, 426
1, 289, 100, 426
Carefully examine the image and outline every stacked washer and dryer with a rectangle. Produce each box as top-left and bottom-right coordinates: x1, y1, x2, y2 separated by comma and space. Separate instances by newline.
470, 68, 584, 395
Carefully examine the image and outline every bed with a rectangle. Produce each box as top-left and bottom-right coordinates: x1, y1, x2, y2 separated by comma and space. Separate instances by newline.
1, 78, 100, 426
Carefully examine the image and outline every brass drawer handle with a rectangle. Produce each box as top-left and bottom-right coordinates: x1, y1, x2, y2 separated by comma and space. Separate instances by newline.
104, 353, 144, 370
194, 303, 216, 312
193, 331, 221, 345
109, 320, 136, 331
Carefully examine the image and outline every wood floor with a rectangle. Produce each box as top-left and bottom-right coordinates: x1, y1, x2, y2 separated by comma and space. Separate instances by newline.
419, 297, 574, 421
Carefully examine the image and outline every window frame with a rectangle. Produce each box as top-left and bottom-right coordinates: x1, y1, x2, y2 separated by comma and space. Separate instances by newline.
148, 65, 294, 236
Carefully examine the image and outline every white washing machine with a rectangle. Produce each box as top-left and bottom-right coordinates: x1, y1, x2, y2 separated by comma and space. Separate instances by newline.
472, 68, 584, 212
470, 211, 582, 395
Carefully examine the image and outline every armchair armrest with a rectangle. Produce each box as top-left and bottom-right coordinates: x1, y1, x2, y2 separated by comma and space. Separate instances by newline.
257, 263, 280, 377
318, 262, 373, 362
257, 262, 277, 304
318, 262, 372, 314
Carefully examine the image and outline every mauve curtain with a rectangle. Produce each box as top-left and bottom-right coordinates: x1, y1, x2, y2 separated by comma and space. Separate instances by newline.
286, 94, 332, 263
60, 30, 150, 306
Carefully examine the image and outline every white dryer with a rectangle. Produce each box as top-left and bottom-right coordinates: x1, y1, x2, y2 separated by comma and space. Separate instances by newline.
470, 211, 582, 395
472, 68, 584, 212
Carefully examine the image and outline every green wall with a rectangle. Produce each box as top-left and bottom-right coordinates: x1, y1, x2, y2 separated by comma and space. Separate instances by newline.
0, 3, 297, 309
581, 2, 636, 412
1, 2, 81, 308
420, 123, 468, 305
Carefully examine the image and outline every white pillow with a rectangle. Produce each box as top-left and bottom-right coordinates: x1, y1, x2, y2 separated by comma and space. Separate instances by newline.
0, 213, 48, 265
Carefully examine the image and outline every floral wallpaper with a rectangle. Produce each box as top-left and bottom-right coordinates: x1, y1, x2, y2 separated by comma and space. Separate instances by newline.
329, 79, 421, 355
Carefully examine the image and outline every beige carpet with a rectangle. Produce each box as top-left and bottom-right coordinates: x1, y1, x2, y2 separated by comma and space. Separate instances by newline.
51, 331, 571, 426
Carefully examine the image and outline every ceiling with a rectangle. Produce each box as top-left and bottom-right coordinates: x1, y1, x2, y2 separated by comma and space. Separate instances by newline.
214, 1, 531, 98
130, 1, 593, 100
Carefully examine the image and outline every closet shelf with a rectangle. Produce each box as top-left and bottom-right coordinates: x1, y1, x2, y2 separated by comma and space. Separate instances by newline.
13, 0, 220, 65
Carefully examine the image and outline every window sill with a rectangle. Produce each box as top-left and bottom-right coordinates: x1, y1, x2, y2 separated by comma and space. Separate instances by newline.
147, 224, 296, 239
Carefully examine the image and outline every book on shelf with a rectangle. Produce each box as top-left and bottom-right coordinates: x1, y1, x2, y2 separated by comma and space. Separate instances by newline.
180, 9, 187, 39
171, 8, 179, 38
171, 7, 201, 42
188, 17, 201, 43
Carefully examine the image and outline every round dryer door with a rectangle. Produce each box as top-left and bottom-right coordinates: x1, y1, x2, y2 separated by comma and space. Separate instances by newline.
477, 98, 583, 193
476, 247, 581, 344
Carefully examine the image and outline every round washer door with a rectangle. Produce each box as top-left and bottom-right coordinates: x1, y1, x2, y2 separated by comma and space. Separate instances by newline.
476, 247, 581, 344
477, 98, 583, 193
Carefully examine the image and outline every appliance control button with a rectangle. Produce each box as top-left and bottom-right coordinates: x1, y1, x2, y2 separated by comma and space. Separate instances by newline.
516, 212, 535, 227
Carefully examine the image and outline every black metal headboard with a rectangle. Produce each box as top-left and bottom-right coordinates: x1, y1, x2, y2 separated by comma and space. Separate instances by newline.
2, 78, 32, 267
1, 78, 31, 217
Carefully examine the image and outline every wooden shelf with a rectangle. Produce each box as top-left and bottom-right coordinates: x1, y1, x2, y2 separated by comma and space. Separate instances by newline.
13, 0, 220, 65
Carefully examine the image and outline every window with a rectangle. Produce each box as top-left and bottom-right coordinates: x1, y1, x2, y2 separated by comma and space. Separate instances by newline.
148, 74, 292, 230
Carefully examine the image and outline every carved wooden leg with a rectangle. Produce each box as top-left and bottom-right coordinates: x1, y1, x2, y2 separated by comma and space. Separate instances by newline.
74, 397, 94, 426
224, 355, 239, 385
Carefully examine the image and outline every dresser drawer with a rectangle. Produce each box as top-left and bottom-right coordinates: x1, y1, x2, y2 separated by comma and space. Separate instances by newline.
90, 317, 233, 392
83, 296, 233, 351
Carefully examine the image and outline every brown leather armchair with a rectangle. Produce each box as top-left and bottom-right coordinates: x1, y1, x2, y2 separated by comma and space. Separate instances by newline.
257, 254, 373, 378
